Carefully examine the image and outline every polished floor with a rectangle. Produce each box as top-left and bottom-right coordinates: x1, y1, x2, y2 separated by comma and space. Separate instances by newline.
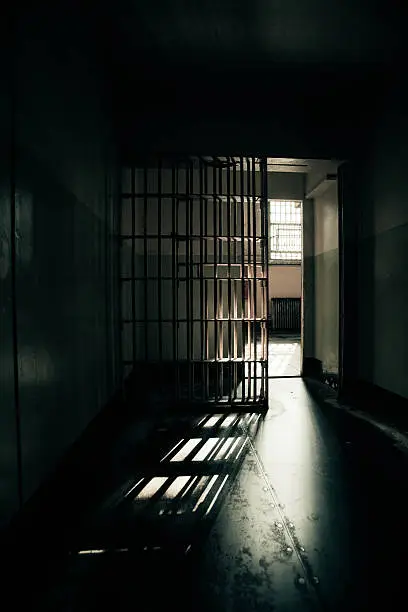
8, 378, 408, 611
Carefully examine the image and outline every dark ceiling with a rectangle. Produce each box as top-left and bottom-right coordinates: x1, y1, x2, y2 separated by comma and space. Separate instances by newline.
113, 0, 403, 66
17, 0, 408, 159
102, 1, 406, 159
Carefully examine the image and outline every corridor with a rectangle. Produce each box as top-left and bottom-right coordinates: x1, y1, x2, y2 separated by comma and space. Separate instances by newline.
10, 378, 408, 612
4, 5, 408, 612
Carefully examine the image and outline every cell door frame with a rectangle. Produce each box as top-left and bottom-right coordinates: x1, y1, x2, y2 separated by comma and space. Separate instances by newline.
119, 156, 269, 412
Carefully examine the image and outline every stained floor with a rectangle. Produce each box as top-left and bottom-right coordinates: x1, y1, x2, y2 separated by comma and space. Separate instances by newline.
6, 378, 408, 611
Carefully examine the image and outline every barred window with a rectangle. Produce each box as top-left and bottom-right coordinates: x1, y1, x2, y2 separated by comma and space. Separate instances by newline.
269, 200, 302, 263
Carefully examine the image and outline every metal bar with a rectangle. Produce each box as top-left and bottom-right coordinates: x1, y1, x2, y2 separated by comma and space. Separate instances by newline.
158, 160, 163, 361
172, 164, 177, 398
232, 160, 238, 265
120, 273, 248, 281
186, 162, 192, 401
232, 161, 238, 402
213, 160, 219, 401
188, 160, 194, 399
120, 233, 258, 240
131, 166, 136, 366
122, 317, 268, 323
261, 156, 269, 407
226, 158, 232, 405
204, 164, 209, 266
205, 278, 209, 398
246, 158, 252, 401
121, 192, 235, 199
260, 174, 264, 363
143, 167, 148, 360
123, 359, 267, 364
175, 163, 180, 399
218, 161, 224, 401
252, 157, 258, 402
240, 157, 246, 404
232, 171, 238, 403
118, 170, 124, 388
204, 162, 209, 399
199, 158, 205, 401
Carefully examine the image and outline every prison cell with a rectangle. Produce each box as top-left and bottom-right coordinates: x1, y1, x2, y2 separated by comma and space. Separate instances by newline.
120, 157, 269, 410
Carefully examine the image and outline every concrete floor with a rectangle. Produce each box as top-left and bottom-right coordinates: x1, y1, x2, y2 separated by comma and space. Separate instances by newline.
269, 337, 301, 377
7, 378, 408, 611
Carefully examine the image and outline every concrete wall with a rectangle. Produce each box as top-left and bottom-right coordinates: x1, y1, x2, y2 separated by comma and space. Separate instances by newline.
268, 172, 304, 201
0, 30, 20, 527
268, 266, 301, 298
0, 5, 119, 526
313, 182, 339, 373
302, 199, 315, 362
355, 80, 408, 398
302, 178, 339, 374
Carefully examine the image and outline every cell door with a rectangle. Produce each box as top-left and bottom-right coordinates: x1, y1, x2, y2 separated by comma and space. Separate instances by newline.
120, 157, 269, 411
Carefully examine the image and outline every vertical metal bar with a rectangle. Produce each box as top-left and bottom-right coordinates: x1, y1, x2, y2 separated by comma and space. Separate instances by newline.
218, 163, 224, 401
204, 163, 209, 400
205, 276, 209, 399
240, 157, 246, 404
226, 158, 232, 405
259, 194, 265, 374
189, 160, 194, 399
232, 159, 238, 402
118, 172, 124, 389
175, 163, 180, 399
186, 162, 191, 401
246, 158, 252, 401
172, 163, 177, 399
252, 158, 258, 403
261, 157, 269, 407
143, 166, 148, 361
131, 167, 136, 367
213, 161, 218, 402
199, 159, 205, 401
232, 159, 238, 263
158, 160, 163, 361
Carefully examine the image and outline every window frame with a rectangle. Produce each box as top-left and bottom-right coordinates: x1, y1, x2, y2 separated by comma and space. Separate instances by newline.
269, 199, 303, 265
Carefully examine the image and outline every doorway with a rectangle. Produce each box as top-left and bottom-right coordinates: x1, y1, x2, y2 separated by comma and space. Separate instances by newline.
268, 198, 303, 377
266, 158, 342, 381
119, 156, 342, 408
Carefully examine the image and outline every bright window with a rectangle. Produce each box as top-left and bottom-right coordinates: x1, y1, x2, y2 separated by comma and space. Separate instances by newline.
269, 200, 302, 263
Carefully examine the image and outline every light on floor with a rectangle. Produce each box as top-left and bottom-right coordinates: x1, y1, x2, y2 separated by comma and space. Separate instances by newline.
170, 439, 202, 462
135, 477, 168, 500
193, 475, 219, 512
164, 476, 192, 499
193, 438, 219, 461
205, 474, 229, 516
